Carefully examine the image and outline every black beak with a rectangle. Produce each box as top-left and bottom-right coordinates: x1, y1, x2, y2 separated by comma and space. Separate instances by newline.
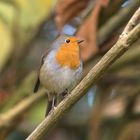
77, 40, 84, 44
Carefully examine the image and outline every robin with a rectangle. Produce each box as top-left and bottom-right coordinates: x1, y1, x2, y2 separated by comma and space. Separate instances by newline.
34, 34, 84, 116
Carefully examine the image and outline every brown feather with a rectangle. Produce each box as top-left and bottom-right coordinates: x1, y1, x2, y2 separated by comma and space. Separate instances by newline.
33, 49, 50, 93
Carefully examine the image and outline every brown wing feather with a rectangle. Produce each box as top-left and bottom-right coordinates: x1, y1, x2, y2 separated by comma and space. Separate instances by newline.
33, 49, 50, 93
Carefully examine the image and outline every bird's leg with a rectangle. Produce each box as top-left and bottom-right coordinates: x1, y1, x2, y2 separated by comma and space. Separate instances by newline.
52, 96, 57, 109
45, 93, 56, 117
45, 94, 52, 117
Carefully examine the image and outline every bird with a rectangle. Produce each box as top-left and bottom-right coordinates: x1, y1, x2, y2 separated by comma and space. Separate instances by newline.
34, 34, 84, 116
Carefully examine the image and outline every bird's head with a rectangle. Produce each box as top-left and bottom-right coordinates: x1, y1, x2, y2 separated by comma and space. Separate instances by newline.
54, 35, 84, 69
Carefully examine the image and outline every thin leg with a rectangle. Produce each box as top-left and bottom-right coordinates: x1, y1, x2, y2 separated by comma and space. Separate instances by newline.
45, 93, 54, 117
45, 100, 52, 117
52, 97, 57, 108
45, 96, 57, 117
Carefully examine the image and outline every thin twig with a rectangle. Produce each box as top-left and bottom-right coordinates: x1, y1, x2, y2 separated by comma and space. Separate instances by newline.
122, 7, 140, 36
26, 8, 140, 140
0, 90, 46, 129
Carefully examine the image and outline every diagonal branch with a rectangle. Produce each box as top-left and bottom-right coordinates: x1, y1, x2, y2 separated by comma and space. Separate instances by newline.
122, 7, 140, 36
26, 7, 140, 140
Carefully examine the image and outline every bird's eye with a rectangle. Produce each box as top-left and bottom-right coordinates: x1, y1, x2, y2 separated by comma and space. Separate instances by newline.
65, 39, 70, 43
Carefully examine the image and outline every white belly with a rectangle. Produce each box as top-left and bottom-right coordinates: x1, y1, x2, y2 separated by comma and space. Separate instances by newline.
39, 51, 82, 95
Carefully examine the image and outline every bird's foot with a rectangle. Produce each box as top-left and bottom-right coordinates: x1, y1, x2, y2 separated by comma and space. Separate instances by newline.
62, 89, 69, 98
45, 96, 57, 117
48, 106, 57, 115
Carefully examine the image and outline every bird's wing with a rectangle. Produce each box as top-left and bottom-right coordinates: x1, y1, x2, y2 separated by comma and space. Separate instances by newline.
34, 49, 50, 93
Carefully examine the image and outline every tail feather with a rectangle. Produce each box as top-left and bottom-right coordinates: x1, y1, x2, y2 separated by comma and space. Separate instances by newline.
34, 78, 40, 93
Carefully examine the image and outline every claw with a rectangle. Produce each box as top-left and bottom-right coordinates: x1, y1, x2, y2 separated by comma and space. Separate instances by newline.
62, 89, 69, 98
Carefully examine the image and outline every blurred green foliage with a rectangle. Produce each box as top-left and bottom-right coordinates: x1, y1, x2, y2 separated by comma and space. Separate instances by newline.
0, 0, 56, 72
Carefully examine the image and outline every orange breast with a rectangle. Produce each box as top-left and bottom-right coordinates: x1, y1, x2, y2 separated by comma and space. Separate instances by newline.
56, 43, 80, 69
